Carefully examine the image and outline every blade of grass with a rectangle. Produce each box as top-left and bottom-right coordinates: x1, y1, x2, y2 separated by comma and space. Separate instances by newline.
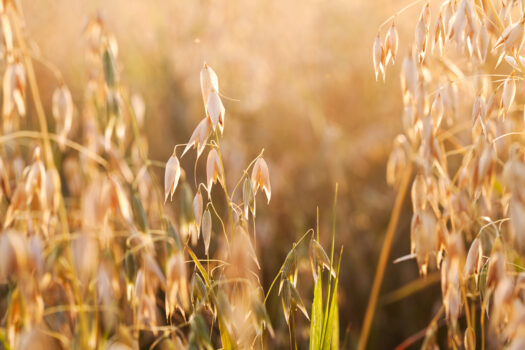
322, 247, 342, 350
309, 267, 323, 350
320, 184, 338, 345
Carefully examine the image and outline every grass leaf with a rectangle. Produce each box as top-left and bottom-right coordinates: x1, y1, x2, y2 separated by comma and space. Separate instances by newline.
309, 267, 324, 350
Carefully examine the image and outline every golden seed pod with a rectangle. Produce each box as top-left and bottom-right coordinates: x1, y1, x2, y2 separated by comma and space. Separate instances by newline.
431, 92, 444, 129
193, 188, 203, 232
372, 33, 384, 81
2, 61, 26, 127
384, 22, 399, 65
501, 75, 516, 116
200, 63, 219, 108
182, 117, 212, 160
52, 84, 74, 150
464, 238, 482, 278
411, 174, 427, 213
242, 177, 255, 220
206, 90, 225, 134
206, 148, 222, 195
251, 157, 271, 204
164, 152, 181, 202
202, 208, 212, 255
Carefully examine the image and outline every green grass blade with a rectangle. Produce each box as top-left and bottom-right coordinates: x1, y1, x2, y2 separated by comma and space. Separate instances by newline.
219, 318, 234, 350
322, 247, 343, 350
187, 247, 210, 286
309, 268, 324, 350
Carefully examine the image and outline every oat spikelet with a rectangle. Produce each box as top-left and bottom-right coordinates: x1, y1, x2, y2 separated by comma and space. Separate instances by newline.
206, 148, 222, 195
200, 63, 219, 107
52, 84, 74, 150
251, 157, 271, 204
164, 151, 181, 202
385, 21, 399, 65
182, 117, 212, 159
373, 33, 385, 81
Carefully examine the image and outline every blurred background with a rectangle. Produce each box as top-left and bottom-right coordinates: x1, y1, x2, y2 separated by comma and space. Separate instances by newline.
24, 0, 444, 348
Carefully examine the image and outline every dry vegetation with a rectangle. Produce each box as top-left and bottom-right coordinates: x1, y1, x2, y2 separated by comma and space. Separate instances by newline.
368, 0, 525, 349
4, 0, 525, 349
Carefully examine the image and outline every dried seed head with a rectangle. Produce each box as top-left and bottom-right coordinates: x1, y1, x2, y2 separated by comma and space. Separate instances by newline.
386, 135, 408, 188
200, 63, 219, 107
415, 3, 431, 63
411, 174, 428, 213
495, 19, 525, 55
164, 152, 181, 202
501, 75, 516, 115
432, 14, 445, 55
165, 253, 189, 316
401, 54, 418, 98
0, 231, 27, 282
206, 90, 225, 134
182, 117, 212, 160
71, 233, 99, 287
486, 251, 505, 290
478, 24, 489, 62
411, 208, 438, 275
385, 22, 399, 65
52, 84, 74, 150
464, 237, 482, 278
2, 60, 26, 121
243, 177, 256, 219
193, 189, 203, 232
206, 148, 222, 195
251, 157, 271, 204
431, 92, 444, 128
415, 18, 429, 63
373, 33, 385, 81
110, 176, 133, 223
201, 208, 212, 255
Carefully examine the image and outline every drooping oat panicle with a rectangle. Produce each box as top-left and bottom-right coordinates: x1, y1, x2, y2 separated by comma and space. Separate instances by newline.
206, 148, 222, 194
251, 157, 271, 204
164, 151, 181, 202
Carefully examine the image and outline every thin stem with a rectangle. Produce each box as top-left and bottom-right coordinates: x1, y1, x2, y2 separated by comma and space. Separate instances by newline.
290, 306, 298, 350
358, 162, 413, 350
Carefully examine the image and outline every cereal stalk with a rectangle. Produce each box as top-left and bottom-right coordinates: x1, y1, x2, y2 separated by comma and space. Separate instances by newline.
358, 162, 413, 350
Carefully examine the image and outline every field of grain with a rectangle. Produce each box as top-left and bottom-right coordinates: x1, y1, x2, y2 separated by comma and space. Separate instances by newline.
1, 0, 525, 349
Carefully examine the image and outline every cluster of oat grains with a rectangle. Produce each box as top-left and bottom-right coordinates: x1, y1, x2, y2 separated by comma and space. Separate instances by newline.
379, 0, 525, 348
